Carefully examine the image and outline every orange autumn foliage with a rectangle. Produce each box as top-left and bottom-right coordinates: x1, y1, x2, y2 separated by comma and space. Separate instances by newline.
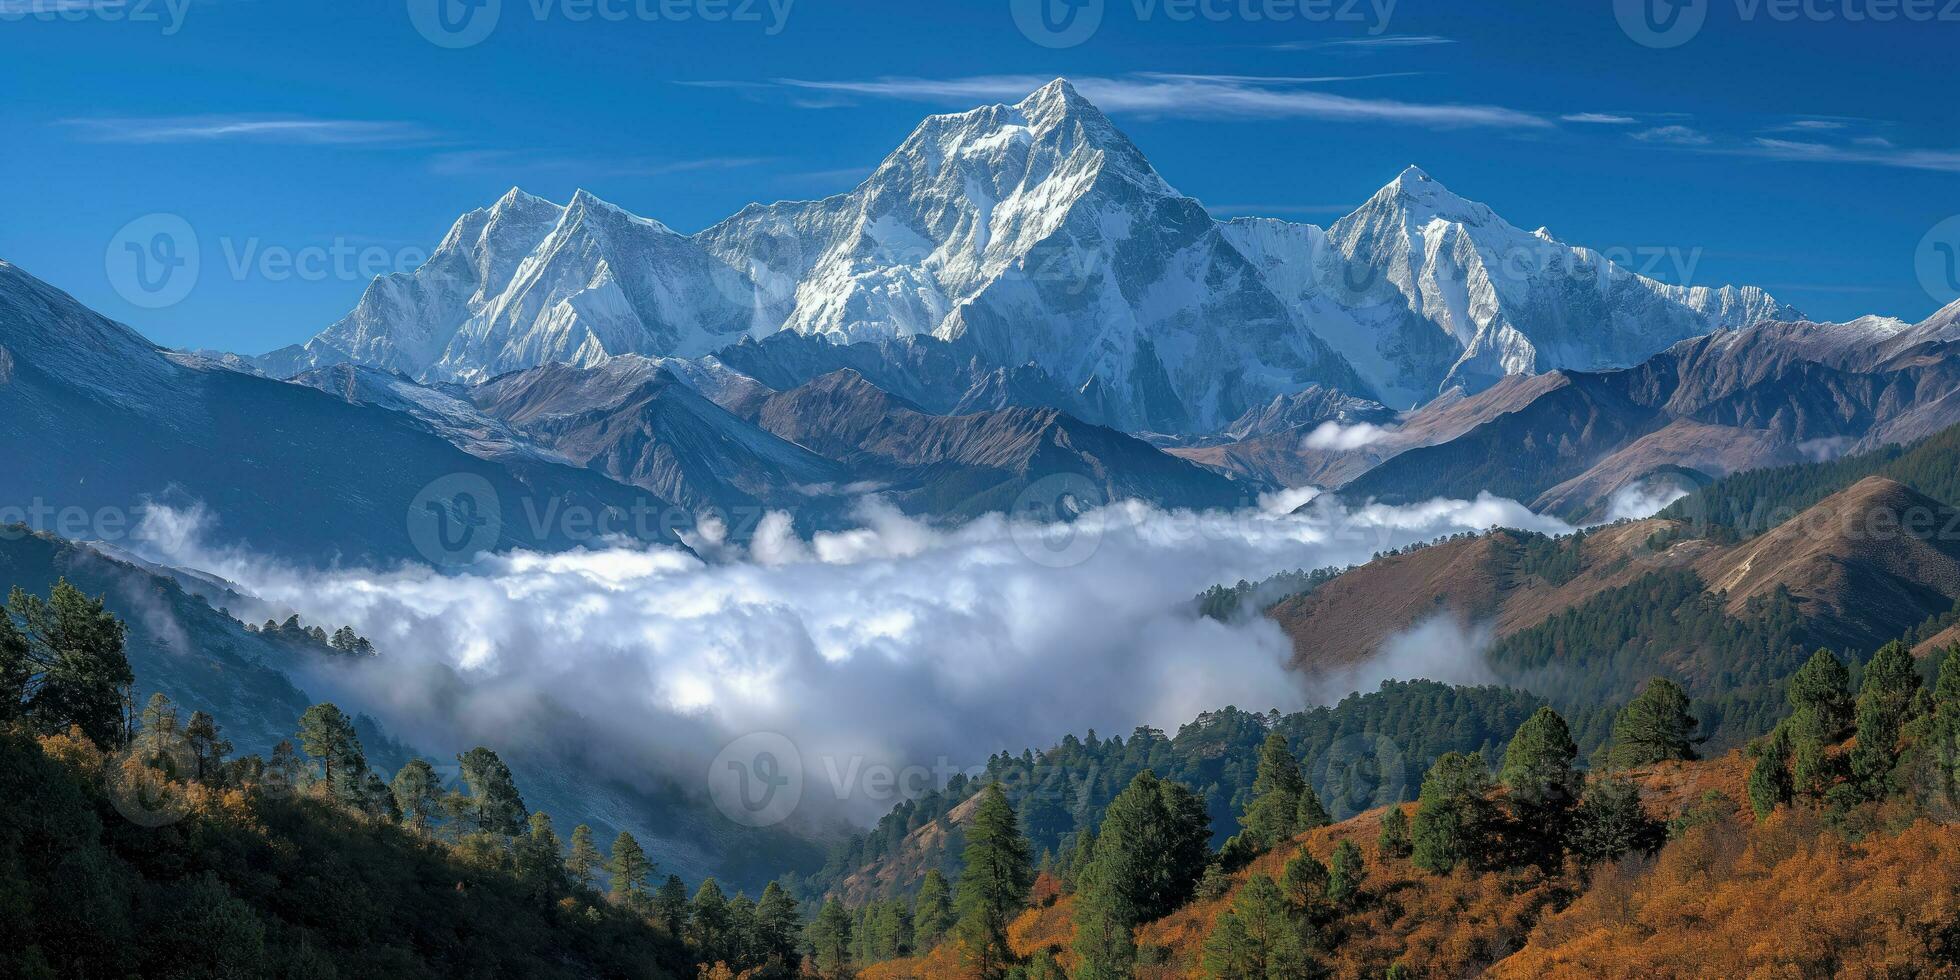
1494, 809, 1960, 978
856, 753, 1946, 979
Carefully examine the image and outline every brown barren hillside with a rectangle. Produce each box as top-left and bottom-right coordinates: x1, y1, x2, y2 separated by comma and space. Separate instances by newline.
1275, 477, 1960, 672
1696, 476, 1960, 649
1270, 519, 1711, 672
1267, 533, 1508, 671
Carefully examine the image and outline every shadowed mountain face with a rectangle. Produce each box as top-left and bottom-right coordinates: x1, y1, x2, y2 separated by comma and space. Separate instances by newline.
1310, 313, 1960, 519
0, 261, 684, 568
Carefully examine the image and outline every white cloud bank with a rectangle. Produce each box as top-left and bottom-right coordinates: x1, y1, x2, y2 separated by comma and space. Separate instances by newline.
138, 494, 1568, 826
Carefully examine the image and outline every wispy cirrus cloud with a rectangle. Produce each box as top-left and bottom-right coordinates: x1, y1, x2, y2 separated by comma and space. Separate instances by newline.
429, 148, 774, 179
1561, 112, 1638, 125
56, 114, 437, 146
1271, 34, 1455, 50
1633, 124, 1712, 146
1744, 138, 1960, 173
769, 74, 1551, 130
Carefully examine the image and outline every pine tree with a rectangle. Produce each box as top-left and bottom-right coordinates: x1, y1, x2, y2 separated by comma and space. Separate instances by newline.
0, 600, 28, 723
755, 881, 802, 972
1567, 775, 1662, 863
1787, 648, 1855, 745
869, 900, 912, 960
136, 692, 182, 775
1608, 678, 1698, 768
1326, 840, 1364, 907
1501, 706, 1580, 807
565, 824, 602, 890
182, 710, 230, 785
361, 771, 397, 821
954, 783, 1033, 979
914, 867, 953, 947
805, 898, 853, 980
691, 878, 732, 966
1850, 640, 1921, 798
1377, 806, 1412, 859
607, 831, 653, 912
726, 893, 759, 972
1280, 849, 1331, 923
1411, 751, 1492, 874
1296, 782, 1332, 831
296, 702, 367, 804
390, 758, 441, 835
1200, 874, 1313, 979
1930, 645, 1960, 806
7, 581, 134, 748
1501, 705, 1581, 861
1746, 729, 1794, 819
656, 874, 690, 935
1072, 771, 1212, 979
1060, 827, 1096, 894
1243, 732, 1306, 850
455, 746, 527, 836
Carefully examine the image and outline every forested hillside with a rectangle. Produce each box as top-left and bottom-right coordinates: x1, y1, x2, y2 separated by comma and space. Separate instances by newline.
848, 634, 1960, 979
1660, 419, 1960, 539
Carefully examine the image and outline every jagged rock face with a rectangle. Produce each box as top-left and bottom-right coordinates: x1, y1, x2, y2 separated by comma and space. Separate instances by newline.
263, 80, 1797, 435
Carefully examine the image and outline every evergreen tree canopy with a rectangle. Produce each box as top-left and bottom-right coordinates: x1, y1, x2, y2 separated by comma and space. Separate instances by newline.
1243, 731, 1308, 850
1327, 840, 1365, 906
456, 746, 527, 836
1608, 678, 1699, 768
1411, 752, 1493, 874
1377, 805, 1412, 859
955, 783, 1034, 979
805, 898, 852, 980
914, 867, 953, 947
566, 823, 602, 890
1850, 641, 1922, 797
390, 758, 441, 835
607, 831, 653, 910
296, 702, 367, 803
1200, 873, 1314, 980
1500, 706, 1580, 807
3, 581, 134, 748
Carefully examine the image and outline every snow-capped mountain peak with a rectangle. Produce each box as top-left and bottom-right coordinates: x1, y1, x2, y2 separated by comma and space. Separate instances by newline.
262, 80, 1801, 432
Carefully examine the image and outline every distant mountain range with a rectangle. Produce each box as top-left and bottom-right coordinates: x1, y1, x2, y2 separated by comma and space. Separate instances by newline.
254, 79, 1796, 435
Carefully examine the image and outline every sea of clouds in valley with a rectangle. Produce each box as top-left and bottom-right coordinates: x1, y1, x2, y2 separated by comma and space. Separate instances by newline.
136, 492, 1573, 828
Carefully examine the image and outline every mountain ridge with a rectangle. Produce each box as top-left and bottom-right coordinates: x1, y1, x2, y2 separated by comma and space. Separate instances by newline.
252, 79, 1798, 436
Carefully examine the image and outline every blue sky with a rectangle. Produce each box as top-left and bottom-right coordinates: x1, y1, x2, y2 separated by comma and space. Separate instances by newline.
0, 0, 1954, 353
